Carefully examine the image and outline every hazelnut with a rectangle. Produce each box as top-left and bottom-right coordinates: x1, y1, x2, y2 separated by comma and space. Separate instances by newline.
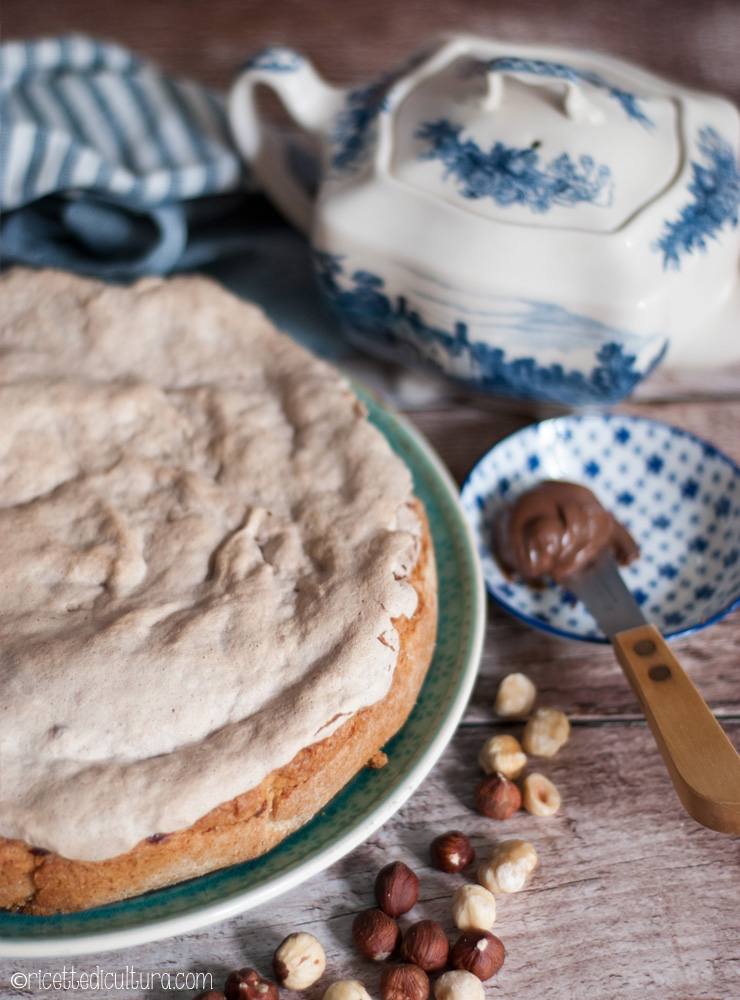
273, 932, 326, 990
474, 772, 521, 819
352, 908, 401, 961
225, 969, 279, 1000
477, 839, 538, 894
429, 831, 475, 873
195, 992, 228, 1000
521, 772, 562, 817
434, 970, 484, 1000
380, 963, 431, 1000
522, 706, 570, 757
450, 930, 505, 981
493, 672, 536, 718
451, 884, 496, 931
375, 861, 419, 917
323, 981, 372, 1000
400, 920, 450, 972
477, 734, 527, 779
476, 861, 500, 894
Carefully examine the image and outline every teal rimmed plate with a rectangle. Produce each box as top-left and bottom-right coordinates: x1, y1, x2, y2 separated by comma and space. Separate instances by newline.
0, 386, 485, 958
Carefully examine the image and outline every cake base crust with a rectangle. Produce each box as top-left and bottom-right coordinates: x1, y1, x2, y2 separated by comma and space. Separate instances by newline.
0, 503, 437, 915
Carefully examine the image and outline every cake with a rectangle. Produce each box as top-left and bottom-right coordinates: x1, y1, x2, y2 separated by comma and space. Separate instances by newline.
0, 269, 437, 914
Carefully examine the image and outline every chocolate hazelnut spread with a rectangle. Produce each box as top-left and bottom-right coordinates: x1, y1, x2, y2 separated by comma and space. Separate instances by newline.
494, 480, 639, 585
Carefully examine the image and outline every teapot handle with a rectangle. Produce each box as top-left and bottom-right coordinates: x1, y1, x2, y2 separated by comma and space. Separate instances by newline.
228, 47, 343, 234
482, 57, 605, 125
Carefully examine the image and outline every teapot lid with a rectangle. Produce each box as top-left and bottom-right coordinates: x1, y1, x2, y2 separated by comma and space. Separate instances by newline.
387, 43, 680, 233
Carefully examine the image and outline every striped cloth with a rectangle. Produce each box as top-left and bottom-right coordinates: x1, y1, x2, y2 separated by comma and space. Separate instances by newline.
0, 36, 259, 277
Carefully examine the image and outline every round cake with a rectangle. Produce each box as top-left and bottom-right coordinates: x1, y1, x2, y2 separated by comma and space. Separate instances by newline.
0, 268, 437, 914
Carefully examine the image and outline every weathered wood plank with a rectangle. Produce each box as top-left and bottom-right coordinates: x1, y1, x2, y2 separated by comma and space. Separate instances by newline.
632, 362, 740, 402
407, 398, 740, 491
6, 0, 740, 110
5, 724, 738, 999
464, 605, 740, 722
615, 399, 740, 465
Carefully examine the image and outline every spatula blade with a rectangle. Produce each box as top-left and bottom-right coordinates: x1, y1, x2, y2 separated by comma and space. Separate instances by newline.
564, 551, 647, 638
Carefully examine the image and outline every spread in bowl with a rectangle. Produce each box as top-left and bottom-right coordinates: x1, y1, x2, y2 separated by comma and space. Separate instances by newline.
460, 414, 740, 642
494, 480, 640, 585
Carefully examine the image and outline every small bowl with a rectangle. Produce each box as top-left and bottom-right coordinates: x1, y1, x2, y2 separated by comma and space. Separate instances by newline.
460, 414, 740, 642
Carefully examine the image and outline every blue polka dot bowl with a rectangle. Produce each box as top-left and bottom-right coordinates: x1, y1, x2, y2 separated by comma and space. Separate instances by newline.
460, 414, 740, 642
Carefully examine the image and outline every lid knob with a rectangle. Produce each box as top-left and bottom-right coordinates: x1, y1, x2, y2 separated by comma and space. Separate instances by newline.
482, 57, 606, 125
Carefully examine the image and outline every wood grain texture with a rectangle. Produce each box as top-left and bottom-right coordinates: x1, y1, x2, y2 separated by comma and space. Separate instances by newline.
2, 2, 740, 996
4, 347, 740, 997
466, 604, 740, 722
408, 399, 740, 493
4, 725, 739, 999
5, 0, 740, 106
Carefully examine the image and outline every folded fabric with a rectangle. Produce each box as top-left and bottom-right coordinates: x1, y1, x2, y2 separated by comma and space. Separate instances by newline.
0, 34, 431, 388
0, 35, 267, 277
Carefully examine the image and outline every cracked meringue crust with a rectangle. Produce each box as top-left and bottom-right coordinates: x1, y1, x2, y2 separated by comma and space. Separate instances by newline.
0, 269, 437, 913
0, 501, 435, 914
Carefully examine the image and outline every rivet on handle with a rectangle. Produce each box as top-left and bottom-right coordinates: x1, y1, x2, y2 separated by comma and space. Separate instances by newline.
633, 638, 657, 656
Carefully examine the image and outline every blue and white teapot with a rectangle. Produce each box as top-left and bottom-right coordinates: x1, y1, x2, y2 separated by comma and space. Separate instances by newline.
229, 35, 740, 406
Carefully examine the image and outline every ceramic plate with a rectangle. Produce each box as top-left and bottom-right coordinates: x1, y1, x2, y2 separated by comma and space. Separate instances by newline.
461, 413, 740, 643
0, 388, 485, 958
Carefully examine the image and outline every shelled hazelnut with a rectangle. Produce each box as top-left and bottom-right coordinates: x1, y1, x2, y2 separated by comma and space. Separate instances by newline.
380, 963, 431, 1000
477, 734, 527, 779
273, 932, 326, 990
522, 707, 570, 757
493, 672, 536, 719
521, 772, 562, 817
352, 908, 401, 961
478, 839, 538, 894
434, 970, 485, 1000
451, 884, 496, 931
474, 772, 521, 819
429, 831, 475, 873
375, 861, 420, 917
399, 920, 450, 972
323, 981, 372, 1000
449, 930, 505, 981
224, 968, 279, 1000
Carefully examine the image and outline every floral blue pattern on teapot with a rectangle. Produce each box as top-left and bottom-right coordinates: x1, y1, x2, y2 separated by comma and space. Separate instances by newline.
231, 35, 740, 407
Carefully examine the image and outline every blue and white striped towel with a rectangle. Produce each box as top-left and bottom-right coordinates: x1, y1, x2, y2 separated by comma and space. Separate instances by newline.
0, 36, 264, 277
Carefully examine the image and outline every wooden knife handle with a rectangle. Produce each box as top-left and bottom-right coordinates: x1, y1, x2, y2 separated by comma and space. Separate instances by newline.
612, 623, 740, 834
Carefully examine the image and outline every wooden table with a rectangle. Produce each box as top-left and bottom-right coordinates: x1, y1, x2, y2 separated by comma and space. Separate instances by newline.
3, 2, 740, 997
6, 391, 740, 1000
